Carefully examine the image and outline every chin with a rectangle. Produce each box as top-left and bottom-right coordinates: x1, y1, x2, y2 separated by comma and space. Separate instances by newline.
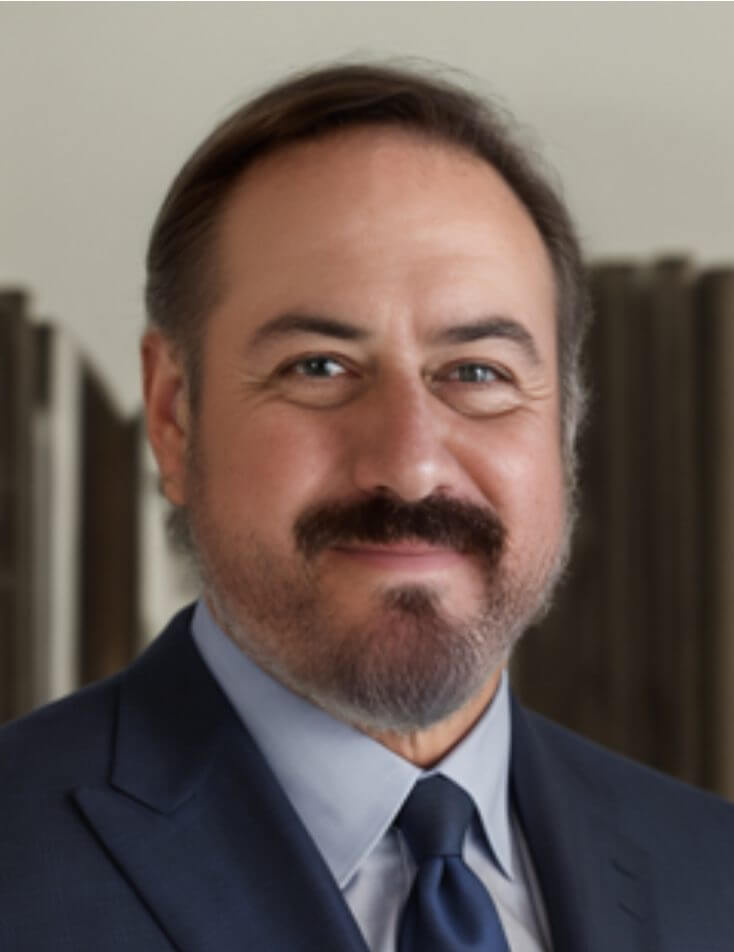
259, 585, 509, 733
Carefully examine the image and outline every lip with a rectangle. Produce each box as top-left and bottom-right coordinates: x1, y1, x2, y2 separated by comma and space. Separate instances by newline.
330, 543, 463, 571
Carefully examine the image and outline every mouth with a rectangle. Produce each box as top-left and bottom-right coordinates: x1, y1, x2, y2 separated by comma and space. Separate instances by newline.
329, 541, 464, 571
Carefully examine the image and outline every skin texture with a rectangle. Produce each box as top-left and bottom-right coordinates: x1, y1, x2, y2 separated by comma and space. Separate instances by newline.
143, 127, 566, 766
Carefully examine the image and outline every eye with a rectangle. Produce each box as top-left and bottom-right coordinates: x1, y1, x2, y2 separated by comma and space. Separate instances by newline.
429, 360, 518, 417
271, 352, 362, 408
445, 363, 502, 384
288, 355, 348, 378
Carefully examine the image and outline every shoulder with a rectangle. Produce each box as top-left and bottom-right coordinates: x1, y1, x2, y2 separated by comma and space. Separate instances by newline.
0, 605, 196, 805
511, 700, 734, 948
0, 608, 199, 938
0, 673, 121, 797
0, 672, 124, 937
517, 701, 734, 838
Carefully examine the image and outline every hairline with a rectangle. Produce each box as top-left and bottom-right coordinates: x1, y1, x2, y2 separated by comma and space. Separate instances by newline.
172, 121, 566, 410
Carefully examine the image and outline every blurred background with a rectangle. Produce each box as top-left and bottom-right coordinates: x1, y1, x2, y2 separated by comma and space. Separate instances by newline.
2, 2, 733, 794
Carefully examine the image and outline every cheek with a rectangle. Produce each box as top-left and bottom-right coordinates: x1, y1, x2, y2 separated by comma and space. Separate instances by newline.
461, 415, 565, 536
194, 403, 340, 525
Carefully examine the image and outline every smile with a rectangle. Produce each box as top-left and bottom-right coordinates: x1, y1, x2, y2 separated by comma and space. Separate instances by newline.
330, 543, 465, 571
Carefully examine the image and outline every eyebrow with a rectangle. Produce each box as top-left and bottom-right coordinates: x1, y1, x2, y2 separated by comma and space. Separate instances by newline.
249, 312, 368, 347
248, 310, 541, 365
433, 316, 541, 365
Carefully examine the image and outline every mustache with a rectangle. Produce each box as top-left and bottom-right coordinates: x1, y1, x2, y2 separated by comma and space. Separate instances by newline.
294, 493, 506, 564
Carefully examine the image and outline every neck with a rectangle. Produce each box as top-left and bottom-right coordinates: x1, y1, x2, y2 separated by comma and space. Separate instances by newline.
360, 667, 504, 767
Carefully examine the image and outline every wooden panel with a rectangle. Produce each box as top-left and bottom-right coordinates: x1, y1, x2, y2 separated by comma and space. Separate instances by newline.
0, 290, 34, 721
513, 260, 720, 792
79, 368, 139, 684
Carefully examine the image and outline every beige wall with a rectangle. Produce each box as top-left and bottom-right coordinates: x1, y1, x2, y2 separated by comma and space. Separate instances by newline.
1, 2, 732, 412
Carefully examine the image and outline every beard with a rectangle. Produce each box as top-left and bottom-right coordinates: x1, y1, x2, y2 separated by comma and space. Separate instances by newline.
174, 449, 571, 734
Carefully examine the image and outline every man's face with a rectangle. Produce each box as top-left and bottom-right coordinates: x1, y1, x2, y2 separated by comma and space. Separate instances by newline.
149, 128, 567, 732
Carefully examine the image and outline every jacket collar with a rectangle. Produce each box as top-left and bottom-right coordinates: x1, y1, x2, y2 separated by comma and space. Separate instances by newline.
73, 607, 368, 952
510, 697, 657, 952
73, 605, 656, 952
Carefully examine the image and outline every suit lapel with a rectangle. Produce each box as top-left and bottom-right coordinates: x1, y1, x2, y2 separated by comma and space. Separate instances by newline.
73, 612, 368, 952
73, 610, 659, 951
510, 698, 658, 952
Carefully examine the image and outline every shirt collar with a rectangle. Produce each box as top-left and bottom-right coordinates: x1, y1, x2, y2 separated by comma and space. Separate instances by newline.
190, 598, 517, 887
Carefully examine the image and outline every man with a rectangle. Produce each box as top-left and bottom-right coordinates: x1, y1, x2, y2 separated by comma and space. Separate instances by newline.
1, 63, 733, 952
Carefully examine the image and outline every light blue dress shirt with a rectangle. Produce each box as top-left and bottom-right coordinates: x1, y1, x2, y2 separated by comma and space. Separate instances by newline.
191, 599, 551, 951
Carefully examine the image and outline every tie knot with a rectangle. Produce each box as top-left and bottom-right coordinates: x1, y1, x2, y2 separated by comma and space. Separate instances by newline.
396, 775, 474, 863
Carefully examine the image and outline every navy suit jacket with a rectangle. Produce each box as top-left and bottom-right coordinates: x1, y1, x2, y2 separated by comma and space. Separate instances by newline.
2, 605, 734, 951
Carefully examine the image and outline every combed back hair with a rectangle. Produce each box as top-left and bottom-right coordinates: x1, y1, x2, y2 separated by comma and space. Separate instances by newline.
145, 61, 591, 464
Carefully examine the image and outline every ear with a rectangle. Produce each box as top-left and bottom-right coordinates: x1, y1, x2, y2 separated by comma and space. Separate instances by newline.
141, 329, 190, 506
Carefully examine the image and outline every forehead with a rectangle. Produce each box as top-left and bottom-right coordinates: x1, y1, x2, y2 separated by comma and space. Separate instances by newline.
212, 127, 556, 348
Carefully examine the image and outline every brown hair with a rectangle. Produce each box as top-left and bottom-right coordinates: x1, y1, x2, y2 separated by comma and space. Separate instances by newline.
145, 62, 590, 460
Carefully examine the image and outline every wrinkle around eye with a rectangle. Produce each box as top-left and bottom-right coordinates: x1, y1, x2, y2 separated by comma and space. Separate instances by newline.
432, 369, 555, 418
436, 387, 523, 418
427, 365, 522, 417
265, 352, 366, 408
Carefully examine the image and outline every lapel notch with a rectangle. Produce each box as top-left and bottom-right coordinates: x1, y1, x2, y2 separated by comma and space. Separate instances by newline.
74, 610, 368, 952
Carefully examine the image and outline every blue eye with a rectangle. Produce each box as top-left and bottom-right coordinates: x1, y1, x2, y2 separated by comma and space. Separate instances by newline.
292, 356, 346, 378
448, 363, 500, 383
273, 352, 360, 409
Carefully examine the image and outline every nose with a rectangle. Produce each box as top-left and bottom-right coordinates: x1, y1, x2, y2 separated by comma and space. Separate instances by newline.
347, 372, 455, 502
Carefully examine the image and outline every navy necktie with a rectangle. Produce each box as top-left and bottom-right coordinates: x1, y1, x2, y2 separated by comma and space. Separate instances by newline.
396, 774, 511, 951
